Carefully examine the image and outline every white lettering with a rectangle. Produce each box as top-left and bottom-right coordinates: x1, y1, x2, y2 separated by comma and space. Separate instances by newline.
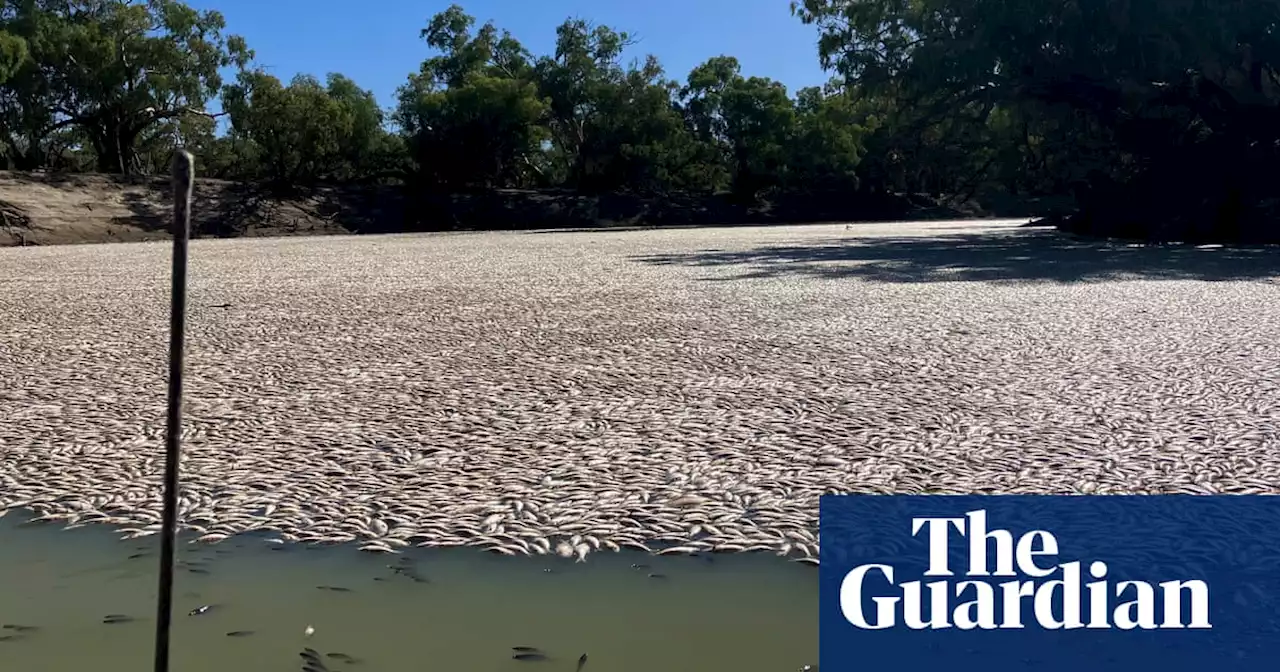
953, 581, 997, 629
840, 564, 897, 629
1032, 560, 1082, 628
1015, 529, 1058, 578
837, 509, 1213, 631
912, 516, 965, 576
966, 509, 1016, 577
1159, 580, 1211, 629
1113, 581, 1157, 629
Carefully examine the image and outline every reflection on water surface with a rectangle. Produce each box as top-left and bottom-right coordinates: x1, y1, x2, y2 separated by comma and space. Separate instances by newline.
0, 512, 816, 671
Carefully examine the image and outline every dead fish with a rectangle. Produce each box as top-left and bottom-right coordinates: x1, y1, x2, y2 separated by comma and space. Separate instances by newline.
577, 653, 588, 672
394, 569, 428, 582
103, 615, 135, 624
225, 630, 254, 637
2, 625, 37, 632
188, 605, 213, 616
513, 652, 548, 661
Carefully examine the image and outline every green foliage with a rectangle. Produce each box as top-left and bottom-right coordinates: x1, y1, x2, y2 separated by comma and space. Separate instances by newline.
795, 0, 1280, 239
399, 74, 548, 190
789, 86, 864, 192
7, 0, 1277, 240
393, 5, 547, 189
223, 70, 392, 187
1, 0, 251, 173
0, 29, 25, 84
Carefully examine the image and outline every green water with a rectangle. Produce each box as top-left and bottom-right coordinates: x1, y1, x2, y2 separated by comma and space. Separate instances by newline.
0, 511, 817, 672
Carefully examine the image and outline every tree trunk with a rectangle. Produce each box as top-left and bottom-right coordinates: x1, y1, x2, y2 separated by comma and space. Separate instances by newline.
4, 131, 46, 170
91, 119, 143, 175
8, 145, 43, 170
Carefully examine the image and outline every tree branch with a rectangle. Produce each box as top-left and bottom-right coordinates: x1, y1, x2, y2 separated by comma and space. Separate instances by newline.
150, 107, 229, 121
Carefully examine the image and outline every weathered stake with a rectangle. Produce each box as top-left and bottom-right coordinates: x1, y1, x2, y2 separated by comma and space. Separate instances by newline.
154, 149, 194, 672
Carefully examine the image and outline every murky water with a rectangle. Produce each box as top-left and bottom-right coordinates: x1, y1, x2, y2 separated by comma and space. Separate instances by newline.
0, 512, 816, 672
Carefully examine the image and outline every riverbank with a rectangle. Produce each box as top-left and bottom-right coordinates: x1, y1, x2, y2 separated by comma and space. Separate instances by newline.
0, 170, 1008, 246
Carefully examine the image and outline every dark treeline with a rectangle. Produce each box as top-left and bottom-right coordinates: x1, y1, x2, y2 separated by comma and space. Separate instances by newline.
3, 0, 1279, 242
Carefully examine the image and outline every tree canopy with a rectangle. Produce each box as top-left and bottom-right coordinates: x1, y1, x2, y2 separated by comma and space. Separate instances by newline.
3, 0, 1278, 241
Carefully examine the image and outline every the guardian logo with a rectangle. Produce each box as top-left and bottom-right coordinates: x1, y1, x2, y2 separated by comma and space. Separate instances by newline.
841, 509, 1212, 630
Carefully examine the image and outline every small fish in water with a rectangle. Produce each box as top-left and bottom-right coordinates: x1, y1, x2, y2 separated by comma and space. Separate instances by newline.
513, 652, 548, 661
302, 663, 328, 672
0, 635, 19, 642
103, 615, 134, 624
303, 625, 315, 637
188, 605, 213, 616
317, 585, 351, 592
127, 552, 148, 560
577, 653, 588, 672
326, 652, 358, 663
630, 563, 649, 570
225, 630, 255, 637
647, 573, 667, 579
512, 646, 541, 653
2, 625, 38, 633
299, 648, 323, 663
542, 568, 554, 573
186, 567, 211, 575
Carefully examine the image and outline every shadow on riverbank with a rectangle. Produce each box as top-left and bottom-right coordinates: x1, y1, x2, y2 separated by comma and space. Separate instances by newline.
631, 228, 1280, 283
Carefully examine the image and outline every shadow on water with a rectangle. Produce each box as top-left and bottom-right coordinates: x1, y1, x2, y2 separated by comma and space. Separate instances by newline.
630, 229, 1280, 283
0, 511, 816, 672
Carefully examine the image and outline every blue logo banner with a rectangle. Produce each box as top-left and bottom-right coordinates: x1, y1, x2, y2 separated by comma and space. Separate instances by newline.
819, 495, 1280, 671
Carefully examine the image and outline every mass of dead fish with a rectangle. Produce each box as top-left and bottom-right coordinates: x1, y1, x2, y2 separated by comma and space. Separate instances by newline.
1, 224, 1277, 567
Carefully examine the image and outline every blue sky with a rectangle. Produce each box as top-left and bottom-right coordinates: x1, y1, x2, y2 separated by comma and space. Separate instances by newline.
185, 0, 833, 112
